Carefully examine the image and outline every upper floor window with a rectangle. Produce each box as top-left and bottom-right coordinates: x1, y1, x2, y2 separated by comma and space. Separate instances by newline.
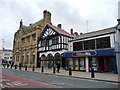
63, 37, 68, 43
84, 39, 95, 50
27, 36, 30, 42
22, 38, 25, 43
41, 40, 46, 47
52, 36, 59, 44
73, 41, 83, 51
96, 37, 110, 49
32, 34, 36, 41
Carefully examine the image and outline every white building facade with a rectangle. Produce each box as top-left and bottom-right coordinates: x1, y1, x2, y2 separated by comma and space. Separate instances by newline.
0, 49, 13, 62
38, 24, 74, 68
64, 27, 118, 73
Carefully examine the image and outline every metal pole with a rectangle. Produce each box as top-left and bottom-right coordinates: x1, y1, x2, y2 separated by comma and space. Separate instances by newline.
115, 19, 120, 74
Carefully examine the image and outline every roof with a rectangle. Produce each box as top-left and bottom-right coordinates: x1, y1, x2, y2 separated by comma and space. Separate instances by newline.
71, 27, 116, 41
47, 23, 74, 38
21, 19, 44, 31
0, 49, 12, 52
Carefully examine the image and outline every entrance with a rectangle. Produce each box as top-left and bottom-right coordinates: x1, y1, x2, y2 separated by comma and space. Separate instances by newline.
98, 57, 110, 72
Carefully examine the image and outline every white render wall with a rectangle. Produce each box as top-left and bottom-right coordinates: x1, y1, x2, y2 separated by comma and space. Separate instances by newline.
69, 33, 115, 51
39, 50, 68, 57
0, 50, 12, 61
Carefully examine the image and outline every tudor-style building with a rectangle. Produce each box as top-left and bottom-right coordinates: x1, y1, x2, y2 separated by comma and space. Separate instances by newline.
38, 23, 74, 68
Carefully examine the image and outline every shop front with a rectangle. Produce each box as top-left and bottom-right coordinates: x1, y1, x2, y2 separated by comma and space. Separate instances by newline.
64, 49, 117, 73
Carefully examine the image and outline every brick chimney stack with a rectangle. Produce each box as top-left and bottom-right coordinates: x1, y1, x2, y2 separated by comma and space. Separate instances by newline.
117, 19, 120, 24
57, 24, 62, 29
70, 29, 73, 35
43, 10, 51, 24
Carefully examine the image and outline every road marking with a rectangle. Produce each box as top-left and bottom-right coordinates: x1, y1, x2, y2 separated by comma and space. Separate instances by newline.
2, 74, 62, 88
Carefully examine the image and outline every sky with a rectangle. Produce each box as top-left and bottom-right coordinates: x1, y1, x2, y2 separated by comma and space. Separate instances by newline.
0, 0, 119, 50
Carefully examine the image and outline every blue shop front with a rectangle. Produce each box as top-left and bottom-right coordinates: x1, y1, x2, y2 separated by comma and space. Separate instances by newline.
63, 48, 117, 73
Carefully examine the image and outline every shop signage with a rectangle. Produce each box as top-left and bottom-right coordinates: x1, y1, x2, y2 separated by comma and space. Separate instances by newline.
72, 50, 97, 57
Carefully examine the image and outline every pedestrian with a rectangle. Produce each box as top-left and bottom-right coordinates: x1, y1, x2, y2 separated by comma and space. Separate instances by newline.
56, 62, 60, 73
7, 62, 10, 68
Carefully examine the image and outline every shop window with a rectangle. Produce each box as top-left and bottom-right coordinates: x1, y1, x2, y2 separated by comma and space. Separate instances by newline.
96, 37, 110, 49
80, 58, 85, 70
68, 58, 73, 70
91, 57, 97, 71
74, 58, 79, 70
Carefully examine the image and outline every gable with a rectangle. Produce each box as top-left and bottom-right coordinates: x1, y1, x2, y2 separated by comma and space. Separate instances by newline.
40, 26, 57, 39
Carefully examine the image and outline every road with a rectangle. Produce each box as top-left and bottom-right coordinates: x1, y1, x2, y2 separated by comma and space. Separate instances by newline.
1, 68, 119, 89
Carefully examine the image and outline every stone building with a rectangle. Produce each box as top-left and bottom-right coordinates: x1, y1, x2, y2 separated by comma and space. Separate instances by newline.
13, 10, 51, 67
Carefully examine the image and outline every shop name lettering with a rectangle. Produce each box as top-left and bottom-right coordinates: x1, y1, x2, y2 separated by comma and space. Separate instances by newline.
76, 52, 91, 56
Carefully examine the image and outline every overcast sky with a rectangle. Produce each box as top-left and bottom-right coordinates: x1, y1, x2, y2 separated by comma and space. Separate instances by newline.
0, 0, 119, 50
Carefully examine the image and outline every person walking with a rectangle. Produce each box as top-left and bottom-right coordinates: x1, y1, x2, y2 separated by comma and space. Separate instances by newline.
56, 62, 60, 73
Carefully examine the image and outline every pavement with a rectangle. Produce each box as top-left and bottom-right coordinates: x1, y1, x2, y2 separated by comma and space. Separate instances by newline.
4, 66, 120, 83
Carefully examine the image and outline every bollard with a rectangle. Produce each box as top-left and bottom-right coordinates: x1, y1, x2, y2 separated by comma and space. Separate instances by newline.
11, 62, 14, 69
15, 65, 17, 69
53, 66, 56, 74
32, 66, 35, 71
19, 65, 21, 70
10, 65, 12, 69
91, 68, 95, 78
69, 67, 72, 76
25, 66, 27, 71
41, 66, 44, 72
19, 63, 22, 70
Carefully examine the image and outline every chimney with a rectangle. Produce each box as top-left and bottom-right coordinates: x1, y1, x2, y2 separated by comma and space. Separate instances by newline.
117, 19, 120, 24
70, 29, 73, 35
80, 32, 83, 35
43, 10, 51, 23
57, 24, 62, 29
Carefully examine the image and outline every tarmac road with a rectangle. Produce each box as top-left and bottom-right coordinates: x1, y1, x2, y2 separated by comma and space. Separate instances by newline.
1, 68, 119, 89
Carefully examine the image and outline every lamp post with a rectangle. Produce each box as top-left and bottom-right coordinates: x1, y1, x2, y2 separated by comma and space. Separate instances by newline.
115, 19, 120, 74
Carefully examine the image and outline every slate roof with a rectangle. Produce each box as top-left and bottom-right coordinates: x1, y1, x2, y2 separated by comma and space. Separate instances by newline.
47, 23, 74, 38
71, 27, 116, 41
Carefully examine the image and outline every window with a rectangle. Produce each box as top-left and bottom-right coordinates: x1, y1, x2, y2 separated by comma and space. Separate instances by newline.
32, 34, 36, 41
41, 40, 46, 47
31, 54, 35, 64
4, 57, 9, 60
52, 36, 59, 44
26, 55, 29, 64
96, 37, 110, 49
27, 36, 30, 42
84, 39, 95, 50
63, 37, 67, 43
73, 41, 83, 51
22, 38, 25, 43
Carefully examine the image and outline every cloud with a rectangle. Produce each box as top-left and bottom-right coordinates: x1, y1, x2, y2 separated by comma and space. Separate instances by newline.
0, 0, 119, 49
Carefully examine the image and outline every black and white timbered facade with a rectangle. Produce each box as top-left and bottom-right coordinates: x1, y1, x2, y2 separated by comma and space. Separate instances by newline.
38, 23, 74, 68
